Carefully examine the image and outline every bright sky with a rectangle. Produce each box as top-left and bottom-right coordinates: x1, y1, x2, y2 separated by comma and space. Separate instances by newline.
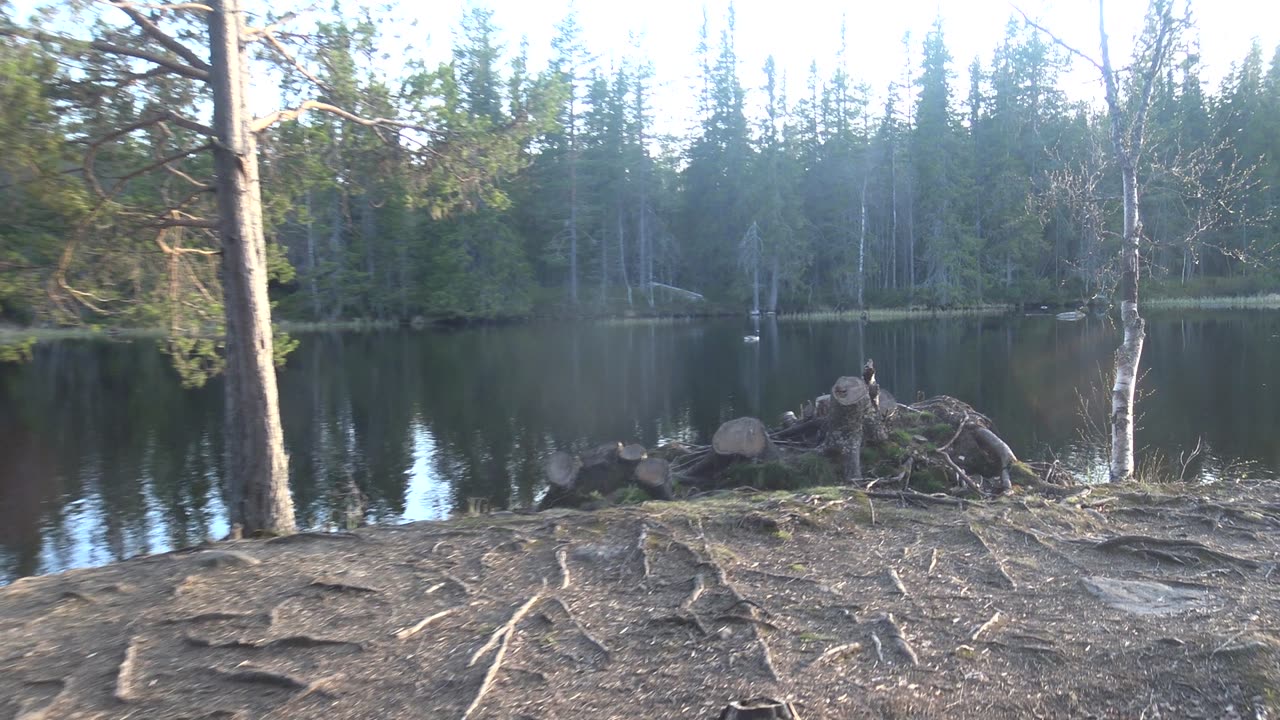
396, 0, 1280, 135
14, 0, 1280, 132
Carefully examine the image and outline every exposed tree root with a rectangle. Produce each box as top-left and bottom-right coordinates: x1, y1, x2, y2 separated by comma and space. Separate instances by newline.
649, 612, 709, 636
966, 524, 1017, 588
757, 634, 781, 681
807, 641, 863, 668
681, 573, 706, 611
870, 632, 885, 663
308, 578, 380, 594
863, 490, 968, 508
213, 668, 311, 691
544, 597, 610, 662
114, 636, 141, 702
394, 607, 460, 640
266, 531, 362, 545
468, 594, 541, 668
873, 613, 919, 666
187, 634, 364, 651
555, 546, 571, 589
970, 611, 1002, 641
887, 568, 909, 598
636, 525, 653, 578
162, 611, 263, 625
1091, 535, 1262, 569
926, 548, 939, 576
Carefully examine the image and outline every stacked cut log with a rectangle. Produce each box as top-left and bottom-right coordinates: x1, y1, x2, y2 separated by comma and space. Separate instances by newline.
540, 440, 664, 509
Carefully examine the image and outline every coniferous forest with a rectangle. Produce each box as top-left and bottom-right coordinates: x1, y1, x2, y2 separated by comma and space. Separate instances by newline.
2, 1, 1279, 327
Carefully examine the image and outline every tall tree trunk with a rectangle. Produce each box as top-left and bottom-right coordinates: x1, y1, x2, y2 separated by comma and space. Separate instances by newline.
858, 172, 868, 308
327, 192, 345, 319
305, 190, 321, 319
568, 105, 579, 306
617, 203, 632, 306
768, 255, 779, 313
209, 0, 296, 536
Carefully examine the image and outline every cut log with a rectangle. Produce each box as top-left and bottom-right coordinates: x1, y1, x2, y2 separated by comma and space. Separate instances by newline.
546, 451, 581, 491
973, 427, 1018, 492
719, 698, 802, 720
635, 457, 674, 500
712, 417, 776, 460
800, 399, 815, 420
824, 376, 871, 482
582, 442, 623, 470
879, 388, 898, 417
619, 443, 647, 463
862, 359, 880, 410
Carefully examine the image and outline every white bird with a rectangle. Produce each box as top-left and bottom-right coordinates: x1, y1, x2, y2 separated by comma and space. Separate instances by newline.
743, 335, 760, 343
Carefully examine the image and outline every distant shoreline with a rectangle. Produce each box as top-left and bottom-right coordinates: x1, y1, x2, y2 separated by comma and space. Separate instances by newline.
3, 294, 1278, 342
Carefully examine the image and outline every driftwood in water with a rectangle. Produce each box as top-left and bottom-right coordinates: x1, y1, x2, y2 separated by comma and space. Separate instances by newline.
823, 375, 872, 482
635, 457, 673, 500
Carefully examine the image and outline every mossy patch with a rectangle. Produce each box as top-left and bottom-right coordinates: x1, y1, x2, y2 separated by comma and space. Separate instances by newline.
721, 454, 837, 491
910, 466, 950, 494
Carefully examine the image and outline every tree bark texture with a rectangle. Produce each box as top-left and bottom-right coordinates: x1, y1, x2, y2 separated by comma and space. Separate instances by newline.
209, 0, 296, 535
824, 375, 871, 482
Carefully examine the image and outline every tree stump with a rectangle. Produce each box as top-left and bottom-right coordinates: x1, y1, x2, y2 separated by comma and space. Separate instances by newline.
861, 359, 889, 444
719, 698, 802, 720
712, 417, 775, 461
823, 375, 871, 482
815, 394, 832, 418
634, 457, 673, 499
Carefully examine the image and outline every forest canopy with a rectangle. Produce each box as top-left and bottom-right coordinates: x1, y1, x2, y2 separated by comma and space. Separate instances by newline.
1, 1, 1278, 326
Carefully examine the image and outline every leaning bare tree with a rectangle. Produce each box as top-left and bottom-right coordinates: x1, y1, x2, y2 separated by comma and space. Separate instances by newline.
3, 0, 529, 532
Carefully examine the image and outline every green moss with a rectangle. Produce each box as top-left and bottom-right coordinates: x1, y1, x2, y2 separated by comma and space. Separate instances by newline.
1010, 460, 1038, 485
910, 466, 950, 494
613, 486, 649, 505
891, 429, 915, 446
722, 455, 837, 491
925, 423, 956, 441
772, 530, 793, 541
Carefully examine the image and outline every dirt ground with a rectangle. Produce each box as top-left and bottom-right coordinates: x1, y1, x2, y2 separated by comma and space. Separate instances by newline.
2, 479, 1278, 719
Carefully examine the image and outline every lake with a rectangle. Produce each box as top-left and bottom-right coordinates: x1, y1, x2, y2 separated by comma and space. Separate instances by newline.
2, 311, 1278, 583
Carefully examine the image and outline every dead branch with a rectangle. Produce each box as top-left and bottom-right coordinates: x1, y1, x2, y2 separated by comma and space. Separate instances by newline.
870, 632, 885, 663
926, 548, 939, 575
109, 1, 211, 71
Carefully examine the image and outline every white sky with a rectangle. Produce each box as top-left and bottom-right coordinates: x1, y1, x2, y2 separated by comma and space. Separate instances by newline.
14, 0, 1279, 133
394, 0, 1280, 135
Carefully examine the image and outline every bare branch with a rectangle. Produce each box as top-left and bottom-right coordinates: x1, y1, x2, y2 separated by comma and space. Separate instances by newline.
1013, 5, 1105, 73
252, 100, 425, 134
90, 39, 209, 82
260, 30, 331, 92
107, 0, 211, 72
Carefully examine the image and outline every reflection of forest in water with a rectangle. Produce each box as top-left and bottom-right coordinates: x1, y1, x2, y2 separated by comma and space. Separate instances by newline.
3, 311, 1279, 582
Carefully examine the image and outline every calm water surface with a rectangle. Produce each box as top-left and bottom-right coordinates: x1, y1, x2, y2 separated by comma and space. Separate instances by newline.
3, 311, 1278, 582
